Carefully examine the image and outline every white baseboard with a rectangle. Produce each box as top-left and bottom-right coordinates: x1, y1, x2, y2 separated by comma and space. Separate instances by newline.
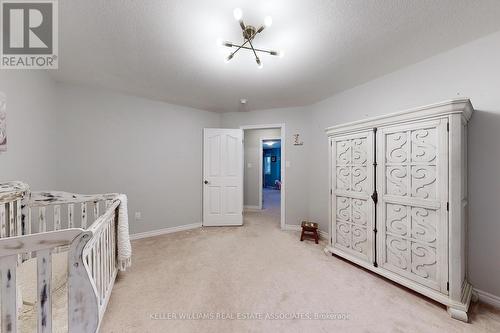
319, 230, 329, 240
130, 222, 202, 240
474, 288, 500, 308
283, 224, 301, 231
244, 205, 261, 210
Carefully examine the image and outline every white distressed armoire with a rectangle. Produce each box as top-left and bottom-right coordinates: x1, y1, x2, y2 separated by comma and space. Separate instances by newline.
325, 99, 474, 321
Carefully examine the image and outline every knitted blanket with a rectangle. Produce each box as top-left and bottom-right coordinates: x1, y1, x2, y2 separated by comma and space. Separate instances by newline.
117, 194, 132, 271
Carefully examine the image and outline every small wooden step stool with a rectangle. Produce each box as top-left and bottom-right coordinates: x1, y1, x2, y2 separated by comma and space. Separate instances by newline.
300, 221, 319, 244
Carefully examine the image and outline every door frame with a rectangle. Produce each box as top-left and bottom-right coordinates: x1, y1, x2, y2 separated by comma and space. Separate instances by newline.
240, 123, 286, 230
259, 136, 282, 210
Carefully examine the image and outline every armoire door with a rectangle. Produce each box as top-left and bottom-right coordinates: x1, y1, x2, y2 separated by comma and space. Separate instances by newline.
376, 118, 449, 293
331, 131, 375, 265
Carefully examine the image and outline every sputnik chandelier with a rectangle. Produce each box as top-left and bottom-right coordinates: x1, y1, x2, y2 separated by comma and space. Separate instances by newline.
218, 8, 283, 68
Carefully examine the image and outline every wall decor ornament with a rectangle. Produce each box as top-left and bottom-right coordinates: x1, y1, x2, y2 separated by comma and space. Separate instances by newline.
293, 133, 303, 146
0, 92, 6, 152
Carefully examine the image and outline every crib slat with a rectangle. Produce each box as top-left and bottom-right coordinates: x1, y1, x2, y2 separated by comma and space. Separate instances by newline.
0, 204, 6, 238
92, 247, 97, 285
39, 207, 46, 232
100, 234, 105, 302
104, 225, 108, 292
87, 248, 93, 278
94, 201, 99, 220
101, 232, 105, 302
81, 202, 87, 228
108, 222, 112, 288
37, 249, 52, 333
27, 207, 32, 235
54, 205, 61, 231
112, 217, 116, 271
26, 207, 33, 259
105, 224, 110, 291
16, 199, 22, 236
1, 255, 18, 333
110, 219, 114, 272
67, 203, 74, 228
9, 201, 15, 236
97, 236, 102, 304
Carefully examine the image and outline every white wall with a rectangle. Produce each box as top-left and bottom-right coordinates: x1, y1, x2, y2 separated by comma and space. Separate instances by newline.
0, 72, 57, 188
54, 83, 221, 234
243, 128, 281, 207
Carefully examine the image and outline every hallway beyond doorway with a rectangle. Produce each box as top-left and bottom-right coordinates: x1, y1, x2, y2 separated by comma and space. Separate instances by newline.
262, 188, 281, 218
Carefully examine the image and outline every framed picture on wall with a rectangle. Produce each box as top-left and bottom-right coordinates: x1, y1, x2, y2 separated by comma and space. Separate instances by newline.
0, 92, 6, 152
271, 156, 276, 162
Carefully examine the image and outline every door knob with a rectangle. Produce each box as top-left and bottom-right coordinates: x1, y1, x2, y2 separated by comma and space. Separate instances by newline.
204, 180, 209, 184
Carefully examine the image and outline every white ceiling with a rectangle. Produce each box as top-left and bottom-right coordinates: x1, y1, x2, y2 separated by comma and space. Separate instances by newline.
52, 0, 500, 112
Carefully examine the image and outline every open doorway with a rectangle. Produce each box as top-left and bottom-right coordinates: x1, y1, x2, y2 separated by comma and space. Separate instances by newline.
261, 138, 281, 214
241, 124, 285, 230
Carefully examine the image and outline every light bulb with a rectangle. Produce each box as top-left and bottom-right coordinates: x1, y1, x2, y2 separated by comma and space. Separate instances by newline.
256, 58, 262, 68
264, 16, 273, 27
233, 8, 243, 21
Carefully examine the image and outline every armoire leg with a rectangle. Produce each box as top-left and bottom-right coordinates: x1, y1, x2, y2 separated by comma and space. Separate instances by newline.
447, 307, 468, 322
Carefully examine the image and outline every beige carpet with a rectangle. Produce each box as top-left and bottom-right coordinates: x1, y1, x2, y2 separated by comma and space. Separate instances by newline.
100, 208, 500, 332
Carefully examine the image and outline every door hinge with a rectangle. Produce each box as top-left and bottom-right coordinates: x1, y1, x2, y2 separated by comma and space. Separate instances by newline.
447, 282, 449, 291
447, 122, 449, 132
446, 202, 449, 211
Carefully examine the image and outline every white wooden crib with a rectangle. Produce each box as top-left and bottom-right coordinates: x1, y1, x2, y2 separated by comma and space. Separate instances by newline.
0, 182, 127, 333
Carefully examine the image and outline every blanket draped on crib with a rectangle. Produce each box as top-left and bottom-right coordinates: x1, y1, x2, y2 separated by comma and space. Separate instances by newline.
117, 194, 132, 271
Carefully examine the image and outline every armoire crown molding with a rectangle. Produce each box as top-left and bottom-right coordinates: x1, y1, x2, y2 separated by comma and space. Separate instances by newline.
325, 98, 473, 136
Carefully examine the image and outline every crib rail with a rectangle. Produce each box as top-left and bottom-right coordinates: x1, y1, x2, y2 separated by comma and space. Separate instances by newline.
82, 198, 120, 324
29, 191, 118, 234
0, 183, 123, 333
0, 182, 30, 239
0, 228, 83, 333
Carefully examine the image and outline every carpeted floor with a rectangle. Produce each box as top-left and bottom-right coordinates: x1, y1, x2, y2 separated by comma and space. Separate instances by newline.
100, 207, 500, 332
262, 188, 280, 213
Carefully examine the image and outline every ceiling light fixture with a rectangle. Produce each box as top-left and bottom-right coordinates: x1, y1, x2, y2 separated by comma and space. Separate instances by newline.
220, 8, 282, 68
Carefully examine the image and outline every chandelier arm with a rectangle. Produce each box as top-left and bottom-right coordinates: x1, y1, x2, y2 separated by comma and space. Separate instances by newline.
228, 31, 258, 57
230, 45, 274, 55
246, 38, 260, 61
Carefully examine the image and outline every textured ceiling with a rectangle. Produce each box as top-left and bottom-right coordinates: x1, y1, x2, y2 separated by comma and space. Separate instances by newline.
51, 0, 500, 112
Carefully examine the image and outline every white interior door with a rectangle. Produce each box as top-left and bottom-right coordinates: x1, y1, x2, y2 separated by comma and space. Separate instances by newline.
203, 128, 243, 226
